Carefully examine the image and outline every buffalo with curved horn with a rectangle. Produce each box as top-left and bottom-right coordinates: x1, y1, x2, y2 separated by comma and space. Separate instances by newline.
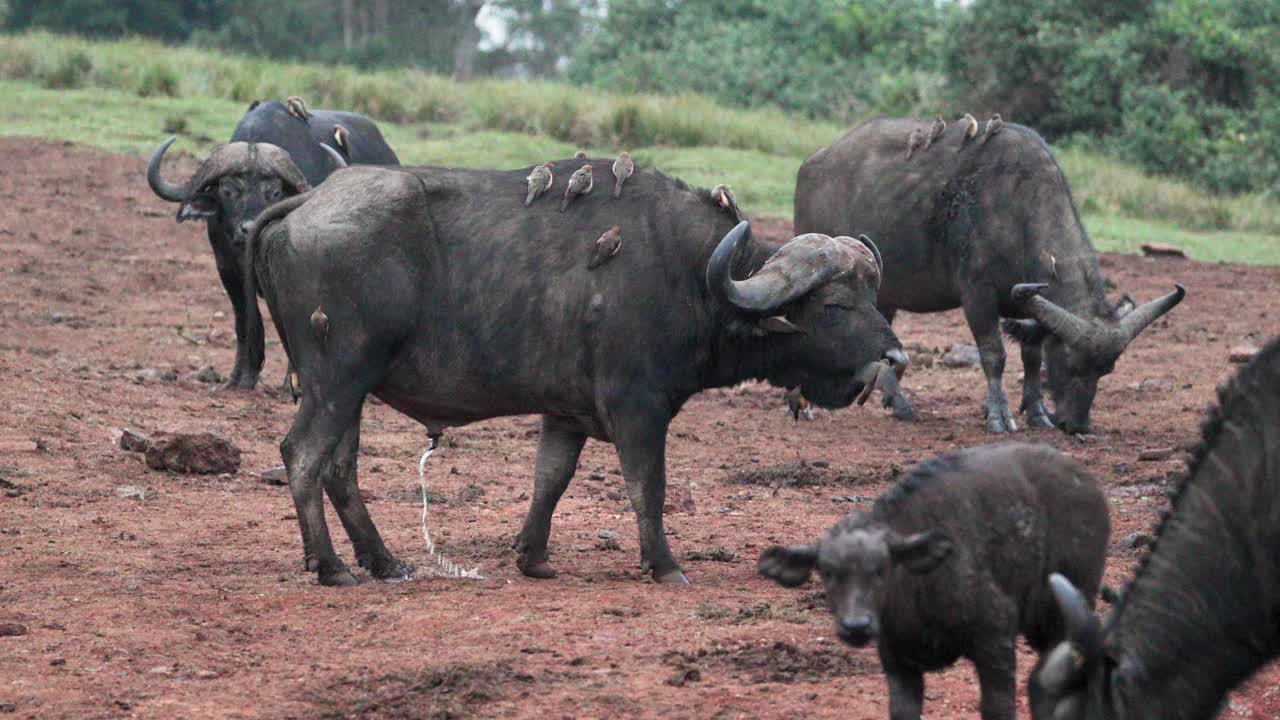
240, 163, 906, 586
796, 117, 1184, 433
1034, 337, 1280, 719
144, 97, 398, 390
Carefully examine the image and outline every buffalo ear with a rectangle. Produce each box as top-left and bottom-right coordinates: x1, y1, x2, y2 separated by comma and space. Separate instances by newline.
888, 530, 952, 574
758, 315, 804, 335
1002, 319, 1045, 344
757, 544, 818, 587
176, 192, 218, 222
1114, 294, 1136, 320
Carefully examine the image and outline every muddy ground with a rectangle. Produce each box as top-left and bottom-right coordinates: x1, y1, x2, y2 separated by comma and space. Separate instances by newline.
1, 138, 1277, 719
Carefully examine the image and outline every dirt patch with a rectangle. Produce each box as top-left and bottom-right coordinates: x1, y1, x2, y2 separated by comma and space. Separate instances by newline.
311, 660, 570, 719
725, 461, 878, 489
663, 640, 878, 684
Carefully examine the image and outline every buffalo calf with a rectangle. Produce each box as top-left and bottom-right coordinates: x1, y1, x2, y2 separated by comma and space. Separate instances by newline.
759, 443, 1109, 720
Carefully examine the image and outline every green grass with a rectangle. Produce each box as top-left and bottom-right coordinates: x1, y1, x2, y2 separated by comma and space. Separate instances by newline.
0, 31, 1277, 264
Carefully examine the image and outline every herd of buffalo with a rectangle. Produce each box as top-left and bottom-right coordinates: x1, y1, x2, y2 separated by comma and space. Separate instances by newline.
142, 97, 1277, 719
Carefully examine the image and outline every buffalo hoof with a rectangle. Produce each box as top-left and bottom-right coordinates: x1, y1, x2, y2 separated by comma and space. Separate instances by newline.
318, 566, 360, 587
984, 407, 1018, 434
1026, 409, 1055, 429
362, 552, 415, 581
655, 569, 691, 584
518, 558, 558, 579
217, 372, 258, 392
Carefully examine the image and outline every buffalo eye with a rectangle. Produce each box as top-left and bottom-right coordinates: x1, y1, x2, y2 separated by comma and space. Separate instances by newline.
820, 303, 848, 327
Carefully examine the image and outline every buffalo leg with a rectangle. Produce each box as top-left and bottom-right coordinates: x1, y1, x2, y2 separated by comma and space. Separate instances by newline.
963, 295, 1016, 433
972, 637, 1018, 720
881, 653, 925, 720
212, 244, 264, 390
876, 306, 915, 420
281, 392, 363, 586
1018, 340, 1055, 428
613, 412, 685, 583
322, 416, 411, 580
514, 416, 586, 579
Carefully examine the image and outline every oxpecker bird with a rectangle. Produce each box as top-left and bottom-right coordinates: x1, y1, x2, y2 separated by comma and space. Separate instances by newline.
925, 115, 946, 149
525, 162, 554, 206
612, 151, 634, 198
574, 150, 587, 159
561, 164, 593, 212
905, 128, 926, 159
711, 184, 736, 212
286, 96, 310, 123
961, 113, 979, 141
310, 305, 329, 349
983, 113, 1003, 143
784, 387, 814, 422
588, 226, 623, 269
332, 124, 349, 154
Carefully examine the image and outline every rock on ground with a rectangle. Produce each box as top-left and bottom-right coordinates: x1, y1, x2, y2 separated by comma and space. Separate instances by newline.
941, 343, 981, 369
144, 432, 242, 475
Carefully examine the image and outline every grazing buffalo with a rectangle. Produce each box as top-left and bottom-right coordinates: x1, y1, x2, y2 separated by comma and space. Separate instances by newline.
795, 117, 1184, 433
244, 162, 907, 586
145, 99, 399, 389
760, 443, 1109, 720
1037, 337, 1280, 720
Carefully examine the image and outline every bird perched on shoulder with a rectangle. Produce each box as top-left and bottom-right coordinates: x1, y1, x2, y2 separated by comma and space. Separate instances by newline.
525, 161, 554, 207
961, 113, 979, 142
925, 114, 946, 149
286, 96, 310, 122
1039, 248, 1058, 281
905, 128, 926, 159
784, 387, 814, 422
310, 305, 329, 349
574, 150, 587, 159
332, 125, 350, 154
983, 113, 1003, 143
711, 184, 736, 212
612, 151, 634, 198
588, 226, 623, 269
561, 164, 593, 212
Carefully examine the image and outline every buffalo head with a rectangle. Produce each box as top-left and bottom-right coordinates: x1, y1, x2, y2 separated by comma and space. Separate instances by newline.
759, 522, 952, 647
146, 136, 343, 244
1011, 282, 1185, 434
707, 221, 908, 408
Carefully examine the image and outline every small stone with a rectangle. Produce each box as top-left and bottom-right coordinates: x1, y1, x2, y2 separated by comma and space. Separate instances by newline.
457, 482, 485, 503
588, 470, 606, 481
148, 664, 174, 675
1138, 447, 1175, 462
49, 658, 65, 666
605, 489, 625, 502
260, 466, 288, 486
194, 669, 219, 679
194, 366, 223, 384
144, 432, 242, 475
1120, 532, 1155, 550
1229, 346, 1258, 364
665, 668, 701, 687
132, 367, 177, 384
119, 429, 149, 452
597, 529, 619, 541
50, 311, 65, 323
0, 623, 28, 637
115, 486, 148, 500
941, 343, 981, 369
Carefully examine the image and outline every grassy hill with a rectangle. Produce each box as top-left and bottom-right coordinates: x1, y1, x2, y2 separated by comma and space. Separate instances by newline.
1, 32, 1276, 264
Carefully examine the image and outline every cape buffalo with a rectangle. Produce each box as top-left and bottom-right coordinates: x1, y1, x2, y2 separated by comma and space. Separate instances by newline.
795, 117, 1184, 433
145, 99, 399, 389
759, 442, 1109, 720
1037, 337, 1280, 720
243, 162, 907, 586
